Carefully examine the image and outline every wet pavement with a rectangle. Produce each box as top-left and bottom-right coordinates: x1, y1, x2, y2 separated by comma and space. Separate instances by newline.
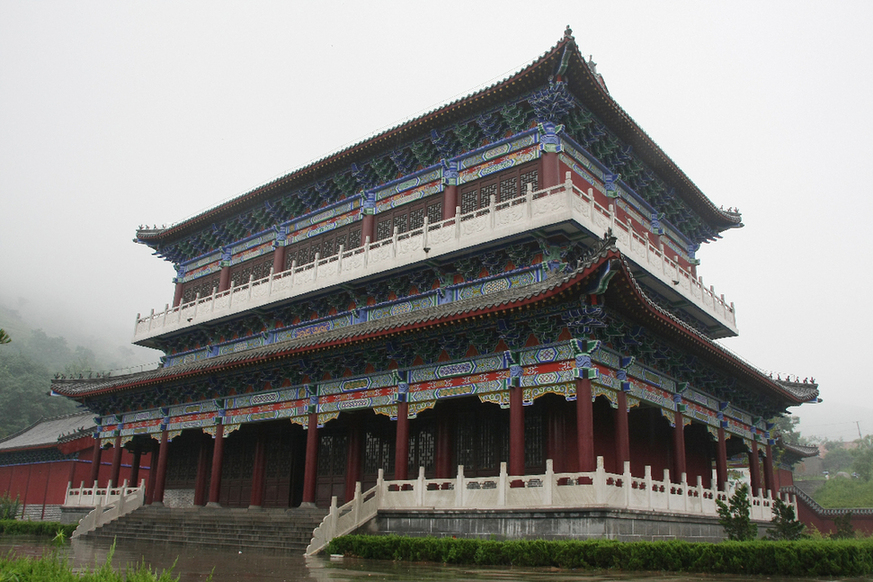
0, 535, 864, 581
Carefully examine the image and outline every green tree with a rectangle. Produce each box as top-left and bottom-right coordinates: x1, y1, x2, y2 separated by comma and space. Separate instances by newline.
766, 498, 805, 540
833, 512, 854, 539
822, 447, 854, 475
716, 484, 758, 541
0, 329, 10, 344
771, 414, 806, 445
852, 435, 873, 481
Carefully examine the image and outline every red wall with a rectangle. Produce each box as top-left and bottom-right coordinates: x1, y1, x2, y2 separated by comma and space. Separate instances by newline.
0, 441, 152, 517
795, 494, 873, 536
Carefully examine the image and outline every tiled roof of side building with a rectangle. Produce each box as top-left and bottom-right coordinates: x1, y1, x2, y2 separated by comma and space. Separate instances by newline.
137, 28, 740, 247
52, 240, 815, 409
0, 412, 95, 452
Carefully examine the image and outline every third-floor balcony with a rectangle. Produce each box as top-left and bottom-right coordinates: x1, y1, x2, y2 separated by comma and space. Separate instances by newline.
133, 175, 737, 345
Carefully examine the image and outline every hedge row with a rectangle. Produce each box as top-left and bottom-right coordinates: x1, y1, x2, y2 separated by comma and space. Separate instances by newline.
0, 519, 77, 537
328, 535, 873, 577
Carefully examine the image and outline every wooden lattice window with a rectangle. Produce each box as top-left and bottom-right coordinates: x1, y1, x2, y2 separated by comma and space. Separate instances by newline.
229, 253, 273, 287
374, 194, 442, 242
460, 162, 538, 214
181, 273, 221, 304
284, 224, 362, 270
317, 433, 348, 476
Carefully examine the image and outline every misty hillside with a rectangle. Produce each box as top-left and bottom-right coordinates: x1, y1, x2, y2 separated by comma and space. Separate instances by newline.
0, 301, 157, 438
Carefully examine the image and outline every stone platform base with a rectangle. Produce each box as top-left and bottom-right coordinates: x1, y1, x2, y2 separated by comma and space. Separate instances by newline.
362, 508, 770, 543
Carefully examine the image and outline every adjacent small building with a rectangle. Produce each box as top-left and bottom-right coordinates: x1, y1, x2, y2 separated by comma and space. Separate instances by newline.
0, 413, 149, 521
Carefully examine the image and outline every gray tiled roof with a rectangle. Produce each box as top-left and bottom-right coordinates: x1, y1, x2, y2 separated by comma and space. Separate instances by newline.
0, 413, 95, 451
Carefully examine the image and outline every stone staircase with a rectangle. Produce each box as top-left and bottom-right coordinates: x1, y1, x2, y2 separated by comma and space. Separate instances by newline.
83, 505, 328, 553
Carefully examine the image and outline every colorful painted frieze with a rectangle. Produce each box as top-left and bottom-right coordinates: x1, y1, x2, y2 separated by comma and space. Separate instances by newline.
457, 145, 539, 185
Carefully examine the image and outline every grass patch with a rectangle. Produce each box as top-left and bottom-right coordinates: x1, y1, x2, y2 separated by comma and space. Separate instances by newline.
0, 519, 76, 538
0, 543, 180, 581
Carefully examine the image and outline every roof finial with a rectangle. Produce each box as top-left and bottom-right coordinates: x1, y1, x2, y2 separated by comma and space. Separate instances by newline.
564, 25, 574, 42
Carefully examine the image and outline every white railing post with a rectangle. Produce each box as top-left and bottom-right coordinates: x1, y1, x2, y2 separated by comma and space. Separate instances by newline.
421, 217, 428, 251
353, 481, 362, 524
337, 244, 344, 272
498, 462, 507, 507
544, 459, 554, 506
455, 465, 464, 507
147, 309, 155, 332
644, 465, 653, 510
622, 461, 631, 508
268, 267, 275, 295
363, 236, 371, 266
416, 466, 425, 506
289, 259, 297, 285
594, 456, 606, 505
489, 194, 496, 229
313, 253, 320, 279
454, 207, 462, 240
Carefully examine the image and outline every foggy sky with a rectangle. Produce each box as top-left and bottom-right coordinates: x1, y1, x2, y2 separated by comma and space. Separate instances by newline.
1, 1, 871, 441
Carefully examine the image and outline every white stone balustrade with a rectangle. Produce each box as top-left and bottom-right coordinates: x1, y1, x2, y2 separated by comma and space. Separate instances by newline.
66, 479, 146, 538
136, 177, 737, 344
306, 457, 788, 555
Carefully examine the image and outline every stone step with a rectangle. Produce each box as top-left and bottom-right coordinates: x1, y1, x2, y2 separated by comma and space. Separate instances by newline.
83, 505, 327, 552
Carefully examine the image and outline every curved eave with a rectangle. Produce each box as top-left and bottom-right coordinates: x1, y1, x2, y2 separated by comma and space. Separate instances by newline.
137, 33, 739, 248
604, 258, 813, 406
558, 48, 741, 230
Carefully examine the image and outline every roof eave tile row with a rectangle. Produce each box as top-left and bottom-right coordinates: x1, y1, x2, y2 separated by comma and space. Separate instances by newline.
138, 32, 739, 248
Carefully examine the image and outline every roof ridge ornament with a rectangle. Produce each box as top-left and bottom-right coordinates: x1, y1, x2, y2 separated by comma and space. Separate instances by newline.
563, 25, 574, 42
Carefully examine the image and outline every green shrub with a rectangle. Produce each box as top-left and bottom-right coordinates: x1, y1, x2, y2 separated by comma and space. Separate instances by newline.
0, 493, 20, 520
328, 534, 873, 577
716, 484, 757, 540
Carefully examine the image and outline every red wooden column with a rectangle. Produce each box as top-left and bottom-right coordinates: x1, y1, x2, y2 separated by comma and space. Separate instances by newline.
716, 426, 728, 492
435, 408, 452, 479
394, 401, 410, 481
361, 192, 376, 247
152, 429, 170, 505
301, 413, 319, 506
442, 160, 459, 220
109, 435, 123, 486
145, 442, 159, 505
672, 409, 687, 484
764, 440, 776, 498
193, 435, 211, 506
272, 246, 286, 275
541, 152, 560, 189
218, 248, 232, 292
172, 282, 184, 307
748, 437, 762, 496
89, 437, 103, 487
344, 416, 363, 502
509, 382, 525, 477
614, 391, 630, 472
249, 427, 267, 509
576, 378, 595, 473
129, 448, 142, 486
538, 121, 562, 189
207, 423, 226, 506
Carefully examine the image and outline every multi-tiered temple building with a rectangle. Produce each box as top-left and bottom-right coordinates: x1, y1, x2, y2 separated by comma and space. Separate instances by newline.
53, 29, 818, 539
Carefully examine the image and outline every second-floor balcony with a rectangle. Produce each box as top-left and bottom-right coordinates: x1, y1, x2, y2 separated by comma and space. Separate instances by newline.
133, 175, 737, 345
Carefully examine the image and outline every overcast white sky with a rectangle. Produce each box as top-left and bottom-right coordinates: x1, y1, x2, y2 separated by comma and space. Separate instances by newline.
1, 1, 871, 441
